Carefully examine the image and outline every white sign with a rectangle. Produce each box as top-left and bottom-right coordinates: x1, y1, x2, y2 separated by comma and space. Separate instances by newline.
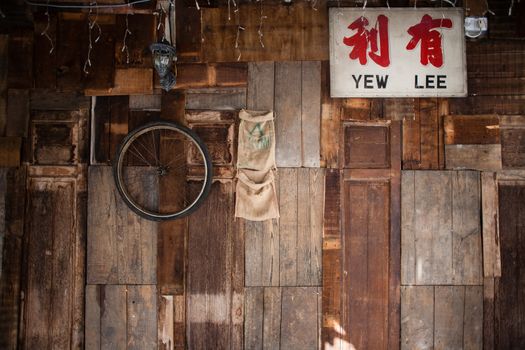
329, 8, 467, 97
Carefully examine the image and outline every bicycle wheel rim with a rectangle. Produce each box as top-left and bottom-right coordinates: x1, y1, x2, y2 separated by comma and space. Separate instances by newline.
114, 121, 212, 221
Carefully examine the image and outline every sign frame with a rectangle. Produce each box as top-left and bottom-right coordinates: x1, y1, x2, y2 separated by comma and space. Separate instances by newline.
329, 8, 467, 98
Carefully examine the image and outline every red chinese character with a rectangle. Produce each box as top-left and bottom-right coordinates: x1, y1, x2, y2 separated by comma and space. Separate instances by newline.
406, 15, 453, 67
343, 15, 390, 68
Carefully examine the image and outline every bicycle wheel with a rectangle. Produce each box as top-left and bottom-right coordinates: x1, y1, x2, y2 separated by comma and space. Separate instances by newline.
113, 120, 213, 221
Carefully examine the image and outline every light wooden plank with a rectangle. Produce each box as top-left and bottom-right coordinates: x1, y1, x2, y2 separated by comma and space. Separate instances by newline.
434, 286, 465, 350
100, 285, 127, 350
301, 61, 321, 168
173, 295, 185, 350
129, 94, 162, 110
275, 62, 302, 167
279, 168, 298, 286
401, 171, 416, 285
247, 62, 274, 111
451, 171, 482, 285
158, 295, 174, 350
482, 172, 501, 278
85, 285, 101, 350
128, 285, 157, 350
280, 287, 320, 350
400, 286, 434, 350
263, 287, 282, 350
464, 286, 483, 350
445, 144, 502, 171
320, 62, 340, 168
244, 287, 264, 350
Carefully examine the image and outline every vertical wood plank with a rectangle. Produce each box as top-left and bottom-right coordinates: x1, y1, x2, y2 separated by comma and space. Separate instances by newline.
400, 286, 434, 350
279, 168, 298, 286
7, 30, 33, 89
483, 277, 495, 350
464, 286, 483, 350
262, 287, 282, 350
275, 62, 302, 167
247, 62, 274, 111
100, 285, 127, 350
244, 287, 264, 350
451, 171, 482, 285
187, 181, 234, 349
301, 61, 321, 168
280, 287, 319, 350
0, 35, 7, 135
158, 295, 174, 350
128, 285, 157, 350
6, 89, 29, 137
173, 295, 185, 350
482, 172, 501, 278
85, 285, 101, 350
231, 219, 245, 350
434, 286, 465, 350
33, 13, 57, 89
56, 14, 84, 92
320, 62, 340, 168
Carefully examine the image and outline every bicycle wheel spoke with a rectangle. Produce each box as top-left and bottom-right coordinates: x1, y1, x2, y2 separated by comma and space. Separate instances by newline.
127, 144, 154, 166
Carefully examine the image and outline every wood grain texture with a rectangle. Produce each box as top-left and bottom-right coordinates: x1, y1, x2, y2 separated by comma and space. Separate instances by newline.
87, 166, 157, 284
187, 181, 234, 349
401, 171, 482, 285
0, 137, 21, 167
482, 172, 501, 278
247, 62, 274, 111
244, 219, 280, 287
56, 14, 84, 92
6, 89, 29, 137
280, 287, 320, 350
444, 115, 500, 145
0, 35, 7, 136
301, 61, 321, 168
500, 115, 525, 168
320, 61, 340, 169
7, 29, 33, 89
434, 286, 465, 350
201, 3, 328, 62
445, 144, 502, 171
401, 286, 434, 350
85, 68, 154, 96
185, 87, 246, 110
275, 62, 302, 167
127, 285, 157, 350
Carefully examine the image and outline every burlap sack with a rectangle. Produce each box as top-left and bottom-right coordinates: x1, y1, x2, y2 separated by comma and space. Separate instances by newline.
237, 109, 276, 171
234, 168, 279, 221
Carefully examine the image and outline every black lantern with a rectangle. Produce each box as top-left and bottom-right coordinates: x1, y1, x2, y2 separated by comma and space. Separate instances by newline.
150, 41, 177, 91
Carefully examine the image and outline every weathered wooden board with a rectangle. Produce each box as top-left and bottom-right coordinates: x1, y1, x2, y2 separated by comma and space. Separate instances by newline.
175, 63, 248, 89
185, 87, 246, 110
445, 144, 502, 171
402, 98, 446, 170
275, 62, 302, 167
33, 13, 57, 90
320, 61, 340, 168
157, 294, 185, 350
85, 284, 157, 350
495, 184, 525, 349
0, 168, 26, 350
281, 287, 321, 350
24, 174, 86, 350
301, 61, 321, 167
449, 95, 525, 115
500, 115, 525, 168
401, 171, 482, 285
175, 2, 201, 63
0, 137, 21, 167
85, 68, 154, 96
92, 96, 129, 164
401, 286, 483, 350
481, 172, 501, 278
87, 166, 157, 284
187, 181, 236, 349
115, 14, 155, 68
244, 219, 280, 287
56, 14, 85, 92
6, 89, 29, 137
444, 115, 500, 145
247, 62, 274, 111
201, 3, 328, 62
343, 123, 390, 168
7, 29, 33, 89
30, 90, 91, 111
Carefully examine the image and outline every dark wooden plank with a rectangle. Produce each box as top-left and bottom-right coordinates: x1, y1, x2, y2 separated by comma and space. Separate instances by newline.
449, 95, 525, 115
187, 181, 234, 349
496, 184, 525, 349
201, 3, 328, 62
343, 124, 390, 169
33, 12, 57, 89
93, 96, 111, 164
6, 89, 29, 137
0, 35, 7, 135
7, 29, 33, 89
484, 277, 495, 350
469, 77, 525, 96
128, 285, 157, 350
30, 90, 90, 111
100, 285, 127, 349
444, 115, 500, 145
401, 286, 434, 350
108, 95, 129, 162
247, 62, 274, 111
280, 287, 320, 350
0, 137, 21, 167
301, 61, 321, 167
175, 1, 201, 63
56, 13, 85, 92
244, 287, 264, 349
445, 144, 502, 171
275, 62, 302, 167
185, 87, 246, 110
115, 14, 155, 68
500, 115, 525, 168
83, 15, 116, 91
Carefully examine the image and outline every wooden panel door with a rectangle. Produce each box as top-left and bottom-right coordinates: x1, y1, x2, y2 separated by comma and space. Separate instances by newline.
322, 120, 401, 350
